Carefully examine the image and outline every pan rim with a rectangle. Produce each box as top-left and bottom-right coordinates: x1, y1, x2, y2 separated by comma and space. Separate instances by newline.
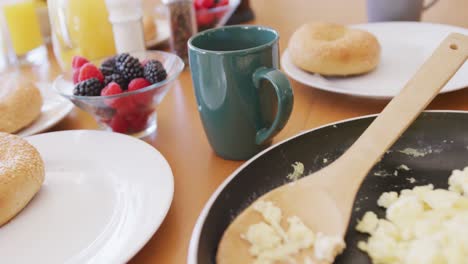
187, 109, 468, 264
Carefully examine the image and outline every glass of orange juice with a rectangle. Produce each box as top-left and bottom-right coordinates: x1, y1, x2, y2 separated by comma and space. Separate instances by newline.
2, 0, 47, 65
48, 0, 117, 70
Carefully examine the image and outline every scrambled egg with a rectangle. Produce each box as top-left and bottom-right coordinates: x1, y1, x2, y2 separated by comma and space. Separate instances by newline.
377, 192, 398, 208
314, 232, 346, 263
356, 167, 468, 264
356, 212, 379, 234
449, 167, 468, 196
287, 162, 305, 181
243, 200, 345, 264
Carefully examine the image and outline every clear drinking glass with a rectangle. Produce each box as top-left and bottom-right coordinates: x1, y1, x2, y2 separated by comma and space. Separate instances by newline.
1, 0, 47, 65
48, 0, 117, 71
0, 13, 15, 71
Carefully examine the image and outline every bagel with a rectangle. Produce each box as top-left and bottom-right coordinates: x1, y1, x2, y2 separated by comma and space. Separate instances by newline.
0, 78, 43, 133
0, 132, 45, 227
288, 22, 381, 76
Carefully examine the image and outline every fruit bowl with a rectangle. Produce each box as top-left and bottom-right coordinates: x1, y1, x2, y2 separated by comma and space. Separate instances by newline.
195, 0, 240, 32
54, 51, 184, 138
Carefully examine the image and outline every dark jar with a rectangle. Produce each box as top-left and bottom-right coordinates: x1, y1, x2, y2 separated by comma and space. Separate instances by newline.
163, 0, 197, 65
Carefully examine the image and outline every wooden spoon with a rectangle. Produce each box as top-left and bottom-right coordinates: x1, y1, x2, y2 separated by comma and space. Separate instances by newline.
217, 33, 468, 263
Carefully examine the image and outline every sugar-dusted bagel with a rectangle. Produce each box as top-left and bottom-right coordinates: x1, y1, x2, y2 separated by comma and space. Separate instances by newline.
0, 79, 42, 133
0, 132, 45, 226
288, 22, 381, 76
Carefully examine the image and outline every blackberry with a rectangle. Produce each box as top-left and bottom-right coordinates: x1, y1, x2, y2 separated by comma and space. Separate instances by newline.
104, 73, 128, 90
73, 78, 103, 96
100, 56, 116, 76
115, 53, 143, 81
144, 60, 167, 84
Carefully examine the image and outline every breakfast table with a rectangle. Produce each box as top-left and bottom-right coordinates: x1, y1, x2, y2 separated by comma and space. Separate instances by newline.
10, 0, 468, 263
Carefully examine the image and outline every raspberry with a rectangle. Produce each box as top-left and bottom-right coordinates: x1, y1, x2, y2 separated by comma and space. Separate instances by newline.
128, 78, 151, 91
73, 78, 103, 96
195, 0, 214, 8
101, 82, 123, 96
115, 53, 144, 81
115, 94, 138, 114
196, 10, 216, 27
72, 69, 79, 84
215, 0, 229, 6
109, 114, 130, 133
72, 56, 89, 70
79, 63, 104, 83
194, 0, 203, 9
128, 78, 153, 106
128, 110, 152, 132
143, 60, 167, 84
101, 82, 124, 108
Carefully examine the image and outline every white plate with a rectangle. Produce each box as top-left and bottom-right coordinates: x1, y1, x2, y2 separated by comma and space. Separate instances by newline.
0, 131, 174, 263
17, 82, 74, 137
146, 19, 170, 48
281, 22, 468, 99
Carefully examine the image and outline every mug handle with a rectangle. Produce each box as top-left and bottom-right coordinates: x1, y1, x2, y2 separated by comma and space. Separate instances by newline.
423, 0, 439, 10
252, 67, 294, 145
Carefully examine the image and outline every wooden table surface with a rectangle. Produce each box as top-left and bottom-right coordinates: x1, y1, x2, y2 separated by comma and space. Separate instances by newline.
11, 0, 468, 263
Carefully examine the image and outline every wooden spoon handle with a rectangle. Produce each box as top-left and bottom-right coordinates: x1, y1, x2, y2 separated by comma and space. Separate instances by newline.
332, 33, 468, 190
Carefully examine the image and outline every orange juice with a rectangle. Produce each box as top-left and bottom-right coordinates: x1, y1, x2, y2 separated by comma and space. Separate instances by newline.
3, 0, 43, 56
48, 0, 116, 70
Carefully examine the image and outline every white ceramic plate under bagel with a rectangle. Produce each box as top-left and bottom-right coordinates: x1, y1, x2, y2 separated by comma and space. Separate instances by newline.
16, 82, 74, 137
281, 22, 468, 99
0, 130, 174, 263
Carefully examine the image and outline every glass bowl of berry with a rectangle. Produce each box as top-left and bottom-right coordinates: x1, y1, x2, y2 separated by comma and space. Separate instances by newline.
54, 51, 184, 138
194, 0, 240, 32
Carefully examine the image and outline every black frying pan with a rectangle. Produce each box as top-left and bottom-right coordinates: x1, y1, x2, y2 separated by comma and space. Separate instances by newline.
188, 111, 468, 264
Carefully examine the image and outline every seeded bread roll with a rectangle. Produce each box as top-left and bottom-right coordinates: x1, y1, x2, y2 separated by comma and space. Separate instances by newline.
288, 22, 381, 76
0, 78, 43, 133
0, 132, 45, 227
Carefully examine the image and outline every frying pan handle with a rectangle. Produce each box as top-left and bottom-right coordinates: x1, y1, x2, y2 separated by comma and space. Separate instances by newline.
331, 33, 468, 191
252, 67, 294, 145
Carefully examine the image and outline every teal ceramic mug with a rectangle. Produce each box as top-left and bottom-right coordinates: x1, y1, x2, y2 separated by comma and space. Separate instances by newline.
188, 25, 294, 160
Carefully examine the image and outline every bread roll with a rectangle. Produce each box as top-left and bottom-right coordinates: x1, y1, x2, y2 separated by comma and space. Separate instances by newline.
0, 132, 45, 226
0, 78, 43, 133
288, 22, 381, 76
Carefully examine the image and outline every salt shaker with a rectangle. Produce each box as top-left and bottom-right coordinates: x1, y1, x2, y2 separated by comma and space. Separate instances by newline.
163, 0, 197, 64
